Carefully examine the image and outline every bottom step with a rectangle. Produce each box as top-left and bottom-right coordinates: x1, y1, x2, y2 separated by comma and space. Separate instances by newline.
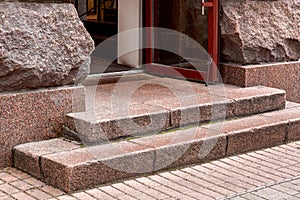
14, 102, 300, 192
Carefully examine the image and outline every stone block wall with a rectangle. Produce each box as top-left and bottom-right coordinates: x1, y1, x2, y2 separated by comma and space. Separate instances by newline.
220, 0, 300, 64
220, 0, 300, 103
0, 1, 92, 168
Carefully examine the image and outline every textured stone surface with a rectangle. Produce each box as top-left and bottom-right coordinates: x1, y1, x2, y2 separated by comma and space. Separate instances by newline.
13, 104, 300, 192
221, 61, 300, 103
220, 0, 300, 64
289, 119, 300, 141
0, 2, 94, 92
66, 76, 286, 143
14, 139, 80, 178
226, 123, 287, 156
41, 142, 155, 192
0, 86, 85, 168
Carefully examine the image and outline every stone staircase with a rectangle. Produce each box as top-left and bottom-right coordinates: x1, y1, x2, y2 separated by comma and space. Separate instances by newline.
13, 74, 300, 193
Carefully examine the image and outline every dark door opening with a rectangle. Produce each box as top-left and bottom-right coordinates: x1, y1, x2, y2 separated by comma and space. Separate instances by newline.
75, 0, 219, 81
78, 0, 138, 74
145, 0, 219, 83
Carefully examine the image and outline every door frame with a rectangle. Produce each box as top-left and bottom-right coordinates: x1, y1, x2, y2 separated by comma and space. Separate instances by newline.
144, 0, 219, 83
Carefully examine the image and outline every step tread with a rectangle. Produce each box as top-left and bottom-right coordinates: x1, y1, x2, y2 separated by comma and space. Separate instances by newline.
65, 76, 286, 142
14, 102, 300, 192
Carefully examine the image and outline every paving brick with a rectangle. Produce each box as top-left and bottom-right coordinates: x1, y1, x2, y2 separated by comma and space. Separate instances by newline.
247, 152, 292, 168
240, 193, 266, 200
192, 166, 240, 188
263, 148, 300, 162
255, 150, 298, 166
85, 188, 115, 200
229, 156, 285, 181
179, 168, 236, 196
4, 168, 31, 179
276, 146, 300, 158
112, 183, 156, 200
72, 192, 97, 200
9, 180, 34, 191
290, 178, 300, 185
23, 178, 45, 187
11, 192, 35, 200
57, 195, 77, 200
40, 185, 65, 197
219, 159, 275, 184
0, 196, 15, 200
135, 176, 193, 199
25, 188, 52, 200
230, 157, 292, 180
286, 142, 300, 151
99, 185, 130, 198
284, 163, 300, 174
149, 174, 211, 199
210, 160, 264, 186
201, 163, 256, 189
160, 171, 224, 199
0, 173, 18, 183
251, 187, 299, 200
0, 183, 19, 194
271, 184, 299, 195
229, 196, 248, 200
276, 167, 300, 177
279, 182, 300, 192
0, 192, 5, 197
237, 154, 281, 170
125, 179, 170, 199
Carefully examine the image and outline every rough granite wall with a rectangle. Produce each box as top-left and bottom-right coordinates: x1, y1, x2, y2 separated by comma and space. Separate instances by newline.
0, 2, 94, 92
220, 0, 300, 64
0, 1, 90, 168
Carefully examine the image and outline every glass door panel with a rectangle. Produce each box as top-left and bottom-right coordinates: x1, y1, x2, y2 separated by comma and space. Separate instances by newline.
145, 0, 219, 83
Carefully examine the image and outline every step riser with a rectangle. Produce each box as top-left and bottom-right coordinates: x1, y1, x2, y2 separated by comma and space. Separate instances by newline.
65, 93, 286, 144
14, 109, 300, 192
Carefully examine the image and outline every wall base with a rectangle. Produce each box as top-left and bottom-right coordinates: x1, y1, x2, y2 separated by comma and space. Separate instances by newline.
220, 61, 300, 103
0, 86, 85, 168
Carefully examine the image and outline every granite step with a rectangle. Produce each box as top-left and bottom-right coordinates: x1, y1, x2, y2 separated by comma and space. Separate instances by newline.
64, 75, 286, 145
13, 102, 300, 193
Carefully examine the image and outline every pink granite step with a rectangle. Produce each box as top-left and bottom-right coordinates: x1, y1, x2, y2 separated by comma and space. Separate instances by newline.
14, 102, 300, 192
65, 76, 286, 144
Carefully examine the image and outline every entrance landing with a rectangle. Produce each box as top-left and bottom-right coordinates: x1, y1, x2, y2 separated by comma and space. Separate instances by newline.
65, 73, 285, 144
13, 73, 300, 192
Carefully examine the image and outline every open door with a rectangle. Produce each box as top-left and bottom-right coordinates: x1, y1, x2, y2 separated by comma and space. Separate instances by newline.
145, 0, 219, 83
117, 0, 142, 67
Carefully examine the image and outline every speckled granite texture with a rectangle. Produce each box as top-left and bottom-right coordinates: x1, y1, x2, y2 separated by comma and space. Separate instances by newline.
220, 61, 300, 103
0, 2, 94, 92
221, 0, 300, 64
0, 86, 85, 168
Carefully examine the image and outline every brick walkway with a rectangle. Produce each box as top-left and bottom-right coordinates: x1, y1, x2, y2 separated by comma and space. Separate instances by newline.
1, 141, 300, 200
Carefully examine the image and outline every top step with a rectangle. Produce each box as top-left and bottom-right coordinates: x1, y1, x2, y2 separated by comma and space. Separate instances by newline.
65, 74, 286, 145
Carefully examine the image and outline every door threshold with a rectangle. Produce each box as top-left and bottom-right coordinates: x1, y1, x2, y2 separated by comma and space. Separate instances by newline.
82, 69, 145, 86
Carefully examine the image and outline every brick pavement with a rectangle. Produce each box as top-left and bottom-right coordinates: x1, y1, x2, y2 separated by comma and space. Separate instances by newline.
0, 141, 300, 200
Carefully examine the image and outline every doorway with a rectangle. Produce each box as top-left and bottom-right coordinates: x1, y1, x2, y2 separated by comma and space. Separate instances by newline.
77, 0, 219, 81
144, 0, 219, 82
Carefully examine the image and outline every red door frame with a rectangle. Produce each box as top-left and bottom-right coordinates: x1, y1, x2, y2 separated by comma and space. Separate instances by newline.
145, 0, 219, 83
